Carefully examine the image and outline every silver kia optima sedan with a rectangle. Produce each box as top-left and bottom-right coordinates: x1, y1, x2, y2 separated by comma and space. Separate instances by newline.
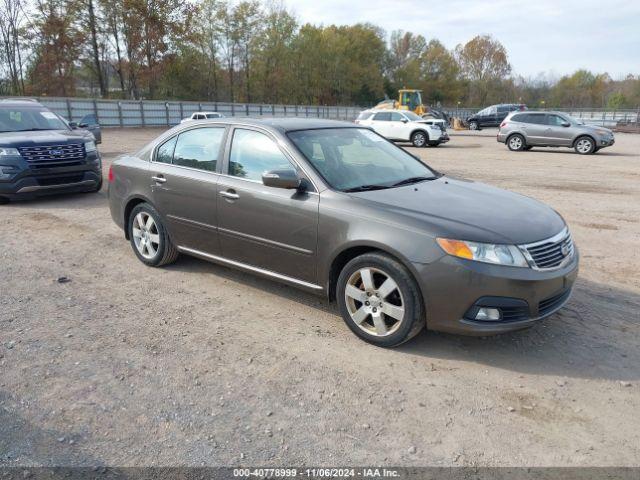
108, 118, 579, 347
497, 111, 615, 154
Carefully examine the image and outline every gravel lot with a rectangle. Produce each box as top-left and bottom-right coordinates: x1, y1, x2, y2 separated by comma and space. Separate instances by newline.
1, 127, 639, 467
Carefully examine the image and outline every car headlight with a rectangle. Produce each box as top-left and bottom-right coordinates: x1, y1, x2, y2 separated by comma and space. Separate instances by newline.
85, 141, 97, 153
436, 238, 529, 267
0, 147, 20, 156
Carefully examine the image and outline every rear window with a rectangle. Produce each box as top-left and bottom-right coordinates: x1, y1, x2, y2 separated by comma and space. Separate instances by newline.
357, 112, 374, 120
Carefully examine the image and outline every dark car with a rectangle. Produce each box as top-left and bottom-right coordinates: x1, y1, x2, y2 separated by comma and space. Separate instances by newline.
108, 118, 578, 347
0, 99, 102, 202
72, 113, 102, 144
467, 104, 527, 130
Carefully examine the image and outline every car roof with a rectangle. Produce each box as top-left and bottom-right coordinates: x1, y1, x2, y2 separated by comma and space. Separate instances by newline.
0, 99, 45, 108
200, 117, 358, 132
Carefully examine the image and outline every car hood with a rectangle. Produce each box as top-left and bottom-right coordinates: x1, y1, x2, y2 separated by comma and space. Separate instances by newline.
0, 129, 91, 147
581, 124, 613, 135
348, 176, 565, 245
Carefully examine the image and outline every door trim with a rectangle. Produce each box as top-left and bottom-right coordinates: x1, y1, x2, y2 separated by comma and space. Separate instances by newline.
218, 226, 314, 255
177, 246, 323, 290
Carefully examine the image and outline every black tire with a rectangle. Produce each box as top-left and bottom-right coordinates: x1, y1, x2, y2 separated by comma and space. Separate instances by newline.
574, 136, 595, 155
91, 178, 103, 192
427, 143, 440, 147
411, 130, 428, 148
524, 146, 533, 151
469, 121, 479, 131
507, 134, 526, 151
593, 147, 600, 153
0, 197, 9, 205
336, 252, 425, 347
128, 202, 179, 267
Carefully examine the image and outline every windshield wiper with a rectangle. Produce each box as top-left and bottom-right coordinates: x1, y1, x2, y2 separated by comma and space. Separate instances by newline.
343, 184, 391, 193
391, 176, 437, 187
17, 128, 56, 132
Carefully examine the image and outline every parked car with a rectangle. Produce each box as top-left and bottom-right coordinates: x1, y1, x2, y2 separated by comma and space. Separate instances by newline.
181, 111, 224, 123
71, 113, 101, 144
355, 109, 449, 147
497, 111, 615, 155
0, 99, 102, 202
467, 104, 527, 130
108, 118, 578, 347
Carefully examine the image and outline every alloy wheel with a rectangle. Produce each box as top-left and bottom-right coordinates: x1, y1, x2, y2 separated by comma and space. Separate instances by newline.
413, 132, 426, 147
344, 267, 405, 337
576, 138, 593, 154
509, 136, 523, 150
132, 212, 160, 259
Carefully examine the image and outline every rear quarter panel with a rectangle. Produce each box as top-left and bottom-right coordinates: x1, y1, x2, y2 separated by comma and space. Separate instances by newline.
108, 155, 151, 232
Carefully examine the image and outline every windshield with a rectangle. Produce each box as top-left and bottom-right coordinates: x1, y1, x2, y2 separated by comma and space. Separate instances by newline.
0, 106, 69, 133
402, 111, 422, 121
288, 128, 438, 192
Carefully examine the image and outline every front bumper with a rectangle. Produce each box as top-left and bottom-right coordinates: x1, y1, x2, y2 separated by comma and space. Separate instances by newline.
412, 249, 579, 335
430, 133, 450, 145
0, 156, 102, 200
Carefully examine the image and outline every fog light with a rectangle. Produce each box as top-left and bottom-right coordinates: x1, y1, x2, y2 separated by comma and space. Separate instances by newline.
475, 307, 501, 321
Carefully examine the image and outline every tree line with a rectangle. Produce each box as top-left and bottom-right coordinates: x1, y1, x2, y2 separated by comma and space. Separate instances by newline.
1, 0, 639, 109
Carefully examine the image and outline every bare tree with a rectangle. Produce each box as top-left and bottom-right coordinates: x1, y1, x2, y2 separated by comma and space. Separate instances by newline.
0, 0, 27, 95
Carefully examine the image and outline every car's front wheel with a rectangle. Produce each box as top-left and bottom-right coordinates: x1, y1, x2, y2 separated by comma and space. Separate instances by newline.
337, 252, 424, 347
128, 203, 179, 267
574, 136, 595, 154
469, 121, 479, 130
411, 131, 428, 148
507, 134, 526, 151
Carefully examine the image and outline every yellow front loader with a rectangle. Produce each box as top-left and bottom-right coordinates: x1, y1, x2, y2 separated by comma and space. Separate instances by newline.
375, 89, 426, 116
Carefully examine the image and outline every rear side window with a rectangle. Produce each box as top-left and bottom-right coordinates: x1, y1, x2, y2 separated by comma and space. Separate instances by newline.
525, 114, 546, 125
511, 113, 526, 122
497, 105, 510, 113
373, 112, 391, 121
228, 129, 293, 182
173, 127, 224, 171
357, 112, 373, 120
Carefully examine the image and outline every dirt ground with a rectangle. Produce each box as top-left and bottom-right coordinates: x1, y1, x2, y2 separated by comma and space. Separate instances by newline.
1, 127, 639, 467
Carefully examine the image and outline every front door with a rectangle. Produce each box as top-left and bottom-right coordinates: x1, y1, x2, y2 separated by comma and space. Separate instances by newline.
371, 112, 394, 138
150, 126, 226, 254
217, 127, 319, 284
545, 114, 574, 146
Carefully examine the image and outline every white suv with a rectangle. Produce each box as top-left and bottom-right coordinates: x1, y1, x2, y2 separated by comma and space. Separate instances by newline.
355, 109, 449, 147
180, 111, 224, 123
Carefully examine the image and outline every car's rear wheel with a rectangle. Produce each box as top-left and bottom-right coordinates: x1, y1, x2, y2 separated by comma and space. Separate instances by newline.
128, 203, 179, 267
574, 136, 595, 155
507, 134, 526, 151
411, 131, 428, 148
337, 253, 424, 347
469, 121, 479, 130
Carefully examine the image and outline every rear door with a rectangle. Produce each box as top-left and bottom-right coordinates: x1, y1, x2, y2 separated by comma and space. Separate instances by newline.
521, 114, 548, 145
216, 127, 319, 283
149, 126, 226, 254
370, 112, 393, 137
480, 106, 498, 127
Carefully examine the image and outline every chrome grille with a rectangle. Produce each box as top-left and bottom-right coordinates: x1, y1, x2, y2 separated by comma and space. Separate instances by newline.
18, 143, 85, 168
521, 228, 574, 270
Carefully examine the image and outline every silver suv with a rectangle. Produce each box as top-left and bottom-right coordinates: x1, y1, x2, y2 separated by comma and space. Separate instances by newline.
497, 111, 615, 154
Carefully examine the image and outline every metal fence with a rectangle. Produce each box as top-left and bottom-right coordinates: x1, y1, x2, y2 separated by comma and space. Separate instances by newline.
9, 96, 363, 127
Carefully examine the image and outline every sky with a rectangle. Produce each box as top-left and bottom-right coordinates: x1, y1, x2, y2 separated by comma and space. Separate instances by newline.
287, 0, 640, 79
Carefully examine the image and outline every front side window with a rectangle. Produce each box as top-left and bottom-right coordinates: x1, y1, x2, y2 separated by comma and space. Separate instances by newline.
156, 136, 177, 164
547, 114, 567, 126
373, 112, 391, 121
288, 128, 437, 192
390, 112, 404, 122
0, 107, 69, 132
228, 129, 293, 182
403, 111, 422, 121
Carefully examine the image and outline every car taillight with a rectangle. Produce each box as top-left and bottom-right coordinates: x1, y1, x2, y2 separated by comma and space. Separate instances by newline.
108, 165, 114, 182
500, 121, 507, 128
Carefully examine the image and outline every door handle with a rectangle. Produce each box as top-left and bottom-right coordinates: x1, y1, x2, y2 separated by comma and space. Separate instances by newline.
152, 175, 166, 184
220, 190, 239, 200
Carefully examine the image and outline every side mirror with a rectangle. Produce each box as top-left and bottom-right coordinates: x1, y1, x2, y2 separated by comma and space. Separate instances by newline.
262, 169, 302, 190
562, 122, 571, 127
79, 123, 89, 128
401, 118, 408, 123
68, 121, 78, 129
